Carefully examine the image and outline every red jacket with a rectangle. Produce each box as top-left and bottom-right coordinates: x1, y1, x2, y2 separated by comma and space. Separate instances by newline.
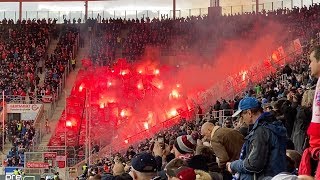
299, 147, 320, 179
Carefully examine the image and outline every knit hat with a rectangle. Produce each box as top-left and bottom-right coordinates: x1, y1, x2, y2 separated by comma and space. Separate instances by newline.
174, 133, 198, 154
175, 167, 196, 180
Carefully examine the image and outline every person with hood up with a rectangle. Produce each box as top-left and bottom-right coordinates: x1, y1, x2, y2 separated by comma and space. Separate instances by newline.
226, 97, 287, 180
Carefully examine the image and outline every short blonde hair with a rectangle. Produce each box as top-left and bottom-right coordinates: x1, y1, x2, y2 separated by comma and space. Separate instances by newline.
301, 90, 315, 107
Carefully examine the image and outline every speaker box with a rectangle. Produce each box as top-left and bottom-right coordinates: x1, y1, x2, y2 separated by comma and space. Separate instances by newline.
208, 6, 222, 17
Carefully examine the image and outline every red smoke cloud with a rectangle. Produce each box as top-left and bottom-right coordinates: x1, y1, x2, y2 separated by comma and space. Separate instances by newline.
49, 19, 289, 153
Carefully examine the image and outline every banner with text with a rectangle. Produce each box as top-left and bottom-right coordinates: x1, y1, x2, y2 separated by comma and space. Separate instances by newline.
6, 104, 42, 120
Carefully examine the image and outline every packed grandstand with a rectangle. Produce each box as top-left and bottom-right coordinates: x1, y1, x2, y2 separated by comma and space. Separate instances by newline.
1, 1, 320, 180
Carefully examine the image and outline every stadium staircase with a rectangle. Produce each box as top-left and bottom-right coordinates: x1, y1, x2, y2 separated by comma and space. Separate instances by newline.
39, 32, 89, 146
38, 38, 59, 87
36, 28, 90, 180
115, 29, 130, 59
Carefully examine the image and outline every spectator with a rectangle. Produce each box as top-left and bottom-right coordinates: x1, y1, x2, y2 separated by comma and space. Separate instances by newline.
227, 97, 287, 179
163, 158, 188, 179
292, 90, 314, 153
299, 45, 320, 179
128, 153, 159, 180
171, 134, 198, 160
200, 122, 244, 168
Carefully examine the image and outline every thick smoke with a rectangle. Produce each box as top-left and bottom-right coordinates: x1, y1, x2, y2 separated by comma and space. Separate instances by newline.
102, 18, 289, 152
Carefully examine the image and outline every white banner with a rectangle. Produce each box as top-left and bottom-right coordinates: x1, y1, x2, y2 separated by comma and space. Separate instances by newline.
6, 104, 42, 113
7, 104, 42, 120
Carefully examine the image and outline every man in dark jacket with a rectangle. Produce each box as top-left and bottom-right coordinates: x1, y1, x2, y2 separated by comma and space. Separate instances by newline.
227, 97, 287, 180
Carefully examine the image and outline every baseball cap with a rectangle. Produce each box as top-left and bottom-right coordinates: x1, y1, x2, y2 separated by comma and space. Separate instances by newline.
131, 153, 157, 173
232, 97, 261, 117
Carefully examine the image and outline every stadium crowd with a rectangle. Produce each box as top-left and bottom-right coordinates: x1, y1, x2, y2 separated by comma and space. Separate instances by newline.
89, 4, 320, 65
5, 120, 35, 167
78, 4, 320, 180
1, 3, 320, 180
0, 19, 52, 102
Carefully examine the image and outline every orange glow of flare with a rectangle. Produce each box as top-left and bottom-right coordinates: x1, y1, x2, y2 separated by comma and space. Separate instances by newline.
170, 89, 180, 99
176, 84, 181, 88
120, 70, 129, 76
241, 71, 248, 81
144, 122, 149, 130
66, 120, 72, 127
154, 69, 160, 75
147, 111, 153, 119
100, 103, 105, 109
137, 83, 143, 90
124, 139, 128, 144
79, 84, 84, 92
120, 109, 126, 117
108, 82, 112, 86
138, 69, 143, 74
169, 109, 178, 117
99, 97, 116, 105
154, 81, 163, 89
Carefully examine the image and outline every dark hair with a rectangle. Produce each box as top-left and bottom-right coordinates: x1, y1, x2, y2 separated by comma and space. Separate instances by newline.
195, 145, 216, 163
250, 106, 263, 115
165, 158, 188, 177
311, 45, 320, 62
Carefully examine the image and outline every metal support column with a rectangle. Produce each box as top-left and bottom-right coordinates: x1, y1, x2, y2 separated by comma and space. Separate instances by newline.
256, 0, 259, 13
173, 0, 176, 19
19, 0, 22, 20
85, 0, 88, 21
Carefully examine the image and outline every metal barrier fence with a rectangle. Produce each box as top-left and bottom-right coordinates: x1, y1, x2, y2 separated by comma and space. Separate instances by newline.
23, 146, 80, 177
0, 0, 320, 23
196, 109, 235, 125
23, 151, 57, 175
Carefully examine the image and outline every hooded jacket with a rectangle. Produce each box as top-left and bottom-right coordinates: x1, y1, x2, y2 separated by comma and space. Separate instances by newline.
210, 126, 244, 167
230, 112, 287, 180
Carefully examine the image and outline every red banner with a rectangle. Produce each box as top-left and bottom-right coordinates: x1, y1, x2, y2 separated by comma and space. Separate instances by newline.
26, 162, 49, 169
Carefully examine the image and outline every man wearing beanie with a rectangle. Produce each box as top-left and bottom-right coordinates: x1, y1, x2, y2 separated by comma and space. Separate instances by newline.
298, 45, 320, 178
226, 97, 287, 180
172, 133, 199, 160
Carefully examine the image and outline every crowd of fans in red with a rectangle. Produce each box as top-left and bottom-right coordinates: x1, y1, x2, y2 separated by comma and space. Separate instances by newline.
0, 19, 80, 167
0, 19, 52, 102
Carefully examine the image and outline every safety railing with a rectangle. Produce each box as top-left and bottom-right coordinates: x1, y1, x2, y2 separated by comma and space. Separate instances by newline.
196, 109, 235, 125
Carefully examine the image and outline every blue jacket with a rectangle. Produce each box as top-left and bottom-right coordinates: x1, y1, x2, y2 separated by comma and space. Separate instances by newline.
230, 112, 287, 180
